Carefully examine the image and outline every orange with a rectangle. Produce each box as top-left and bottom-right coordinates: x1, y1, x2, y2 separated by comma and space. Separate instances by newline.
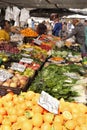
2, 118, 11, 126
25, 100, 33, 110
8, 115, 17, 123
80, 124, 87, 130
32, 104, 44, 113
7, 107, 17, 115
17, 116, 27, 123
1, 124, 11, 130
75, 126, 81, 130
32, 113, 43, 127
43, 112, 54, 124
41, 122, 52, 130
62, 126, 67, 130
21, 120, 33, 130
32, 93, 40, 105
78, 103, 87, 114
63, 111, 72, 120
77, 118, 86, 125
4, 92, 13, 101
24, 110, 34, 119
25, 91, 35, 100
65, 120, 76, 130
0, 115, 3, 124
11, 122, 21, 130
52, 123, 62, 130
17, 95, 25, 103
0, 107, 6, 115
33, 127, 41, 130
12, 95, 18, 105
54, 115, 63, 124
15, 105, 24, 116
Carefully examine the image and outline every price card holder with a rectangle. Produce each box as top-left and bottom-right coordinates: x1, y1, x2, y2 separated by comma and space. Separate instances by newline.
38, 91, 59, 114
20, 57, 33, 64
23, 48, 33, 52
0, 69, 13, 82
33, 39, 42, 45
11, 63, 26, 72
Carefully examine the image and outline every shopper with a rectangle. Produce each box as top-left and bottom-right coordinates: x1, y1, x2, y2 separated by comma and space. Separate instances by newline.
36, 23, 47, 35
63, 19, 86, 57
84, 19, 87, 48
51, 13, 62, 37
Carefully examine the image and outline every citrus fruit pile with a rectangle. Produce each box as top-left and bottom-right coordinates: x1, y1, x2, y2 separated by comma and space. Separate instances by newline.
0, 91, 86, 130
20, 28, 38, 37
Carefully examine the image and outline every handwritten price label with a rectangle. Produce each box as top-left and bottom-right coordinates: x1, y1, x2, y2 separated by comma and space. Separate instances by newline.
38, 91, 59, 114
11, 63, 26, 72
0, 69, 13, 82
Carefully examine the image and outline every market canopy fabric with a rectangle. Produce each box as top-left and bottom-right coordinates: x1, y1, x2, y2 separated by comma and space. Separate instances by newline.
0, 0, 87, 9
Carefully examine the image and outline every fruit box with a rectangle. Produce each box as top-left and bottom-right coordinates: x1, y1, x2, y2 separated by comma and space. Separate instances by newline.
0, 76, 34, 96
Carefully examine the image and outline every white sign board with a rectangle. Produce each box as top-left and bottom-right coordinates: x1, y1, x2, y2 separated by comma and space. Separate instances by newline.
20, 57, 33, 64
38, 91, 59, 114
11, 63, 26, 72
0, 69, 13, 82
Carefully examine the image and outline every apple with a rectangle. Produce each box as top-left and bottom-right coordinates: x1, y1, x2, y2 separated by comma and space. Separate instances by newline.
3, 81, 10, 87
10, 82, 17, 88
0, 81, 3, 85
7, 69, 14, 74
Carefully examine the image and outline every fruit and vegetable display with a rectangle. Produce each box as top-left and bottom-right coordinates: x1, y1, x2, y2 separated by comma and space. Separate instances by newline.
0, 33, 86, 102
0, 43, 20, 54
0, 32, 87, 129
0, 91, 86, 130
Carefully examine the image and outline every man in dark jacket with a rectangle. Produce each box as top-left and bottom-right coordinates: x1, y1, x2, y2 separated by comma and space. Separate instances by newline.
63, 19, 86, 57
51, 13, 62, 36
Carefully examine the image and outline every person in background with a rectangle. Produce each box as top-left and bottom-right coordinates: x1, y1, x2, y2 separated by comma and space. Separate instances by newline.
67, 20, 74, 34
50, 13, 62, 37
31, 18, 35, 29
0, 20, 11, 43
36, 23, 47, 35
84, 19, 87, 48
0, 19, 20, 44
63, 19, 86, 57
59, 22, 68, 38
46, 21, 52, 35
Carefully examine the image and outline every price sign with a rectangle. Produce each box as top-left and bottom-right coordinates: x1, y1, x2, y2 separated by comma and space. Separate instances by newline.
20, 57, 33, 64
0, 69, 13, 82
38, 91, 59, 114
33, 39, 42, 45
23, 48, 33, 52
21, 54, 30, 57
11, 63, 26, 72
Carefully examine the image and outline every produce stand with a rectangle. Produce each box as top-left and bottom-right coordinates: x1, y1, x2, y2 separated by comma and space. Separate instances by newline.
0, 32, 87, 129
0, 34, 87, 104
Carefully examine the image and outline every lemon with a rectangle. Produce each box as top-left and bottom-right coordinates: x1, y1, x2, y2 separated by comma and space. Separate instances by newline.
63, 111, 72, 120
2, 57, 8, 62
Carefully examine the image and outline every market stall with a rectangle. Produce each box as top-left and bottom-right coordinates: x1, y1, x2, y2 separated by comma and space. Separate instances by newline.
0, 7, 87, 129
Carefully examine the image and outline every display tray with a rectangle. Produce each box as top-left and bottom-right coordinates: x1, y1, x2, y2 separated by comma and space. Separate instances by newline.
0, 75, 34, 96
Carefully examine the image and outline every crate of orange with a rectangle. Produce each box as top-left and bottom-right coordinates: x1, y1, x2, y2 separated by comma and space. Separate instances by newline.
0, 91, 86, 130
20, 28, 38, 43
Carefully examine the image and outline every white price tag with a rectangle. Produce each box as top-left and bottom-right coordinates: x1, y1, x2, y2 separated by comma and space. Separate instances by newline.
0, 69, 13, 82
33, 39, 42, 45
20, 58, 33, 64
21, 54, 30, 57
11, 63, 26, 72
23, 48, 33, 52
38, 91, 59, 114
